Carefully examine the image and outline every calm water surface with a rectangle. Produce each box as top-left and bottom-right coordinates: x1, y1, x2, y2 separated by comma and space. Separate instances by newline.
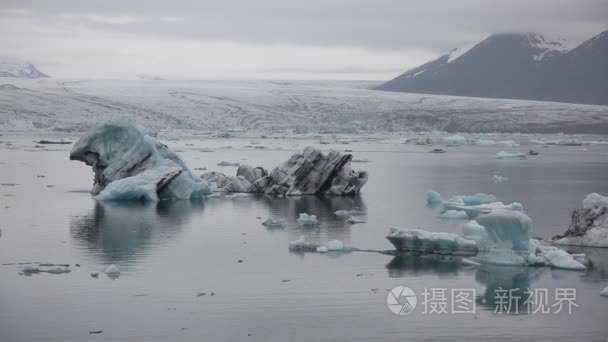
1, 134, 608, 341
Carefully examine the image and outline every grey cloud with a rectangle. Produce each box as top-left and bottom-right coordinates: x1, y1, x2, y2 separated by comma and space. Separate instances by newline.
3, 0, 608, 50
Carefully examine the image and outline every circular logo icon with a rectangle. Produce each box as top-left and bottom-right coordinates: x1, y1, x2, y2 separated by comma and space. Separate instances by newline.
387, 285, 417, 315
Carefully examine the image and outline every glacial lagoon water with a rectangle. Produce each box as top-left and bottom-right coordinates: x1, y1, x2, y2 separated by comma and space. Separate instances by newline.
1, 133, 608, 341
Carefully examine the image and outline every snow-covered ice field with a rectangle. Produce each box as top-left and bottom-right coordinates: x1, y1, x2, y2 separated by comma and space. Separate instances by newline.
2, 79, 608, 133
1, 129, 608, 341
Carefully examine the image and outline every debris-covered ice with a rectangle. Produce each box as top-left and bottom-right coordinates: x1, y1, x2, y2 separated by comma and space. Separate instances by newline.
553, 193, 608, 247
496, 151, 527, 160
70, 121, 212, 201
247, 146, 368, 196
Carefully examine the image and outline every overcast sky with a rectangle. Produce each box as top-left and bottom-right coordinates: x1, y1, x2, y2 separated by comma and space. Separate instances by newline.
1, 0, 607, 79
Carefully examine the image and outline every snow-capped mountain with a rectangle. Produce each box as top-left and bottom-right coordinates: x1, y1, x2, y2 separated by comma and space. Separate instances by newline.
377, 30, 607, 106
0, 58, 49, 78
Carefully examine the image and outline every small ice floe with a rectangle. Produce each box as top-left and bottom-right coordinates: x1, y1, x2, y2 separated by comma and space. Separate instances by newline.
288, 236, 319, 252
334, 209, 366, 218
217, 161, 241, 167
104, 264, 120, 279
317, 240, 345, 252
296, 213, 318, 227
289, 237, 351, 253
553, 193, 608, 247
346, 217, 366, 224
496, 151, 527, 160
20, 264, 71, 275
90, 272, 99, 278
386, 228, 478, 256
601, 287, 608, 297
461, 258, 480, 267
351, 159, 370, 163
261, 217, 286, 229
439, 210, 469, 220
442, 135, 468, 146
492, 174, 509, 184
35, 139, 71, 145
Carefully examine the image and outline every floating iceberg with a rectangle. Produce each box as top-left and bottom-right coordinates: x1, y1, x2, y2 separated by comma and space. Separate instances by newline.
289, 237, 351, 253
496, 151, 527, 160
426, 190, 444, 208
386, 228, 479, 256
21, 264, 71, 275
70, 121, 212, 201
334, 209, 366, 218
553, 193, 608, 247
248, 146, 368, 196
296, 213, 318, 226
261, 217, 287, 229
217, 161, 240, 167
288, 236, 319, 251
439, 210, 469, 220
442, 135, 468, 145
448, 193, 497, 206
200, 171, 251, 193
390, 190, 586, 270
346, 217, 366, 224
104, 264, 121, 279
71, 123, 366, 200
601, 287, 608, 297
492, 174, 509, 184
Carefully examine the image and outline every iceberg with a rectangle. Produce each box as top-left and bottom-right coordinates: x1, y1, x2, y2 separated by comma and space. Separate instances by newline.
496, 151, 527, 160
346, 217, 366, 224
217, 161, 240, 167
442, 135, 468, 145
261, 217, 287, 229
200, 171, 251, 193
553, 193, 608, 247
71, 123, 366, 200
448, 193, 497, 206
439, 210, 469, 220
248, 146, 368, 196
296, 213, 318, 226
386, 228, 479, 256
426, 190, 443, 208
70, 121, 212, 201
288, 236, 319, 252
104, 264, 121, 279
492, 174, 509, 184
389, 190, 586, 270
601, 287, 608, 297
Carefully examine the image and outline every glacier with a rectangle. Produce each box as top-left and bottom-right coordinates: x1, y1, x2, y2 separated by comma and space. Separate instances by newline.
388, 190, 585, 270
553, 193, 608, 247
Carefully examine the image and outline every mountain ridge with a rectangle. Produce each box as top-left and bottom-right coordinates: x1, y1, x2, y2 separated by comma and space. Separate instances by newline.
376, 30, 608, 106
